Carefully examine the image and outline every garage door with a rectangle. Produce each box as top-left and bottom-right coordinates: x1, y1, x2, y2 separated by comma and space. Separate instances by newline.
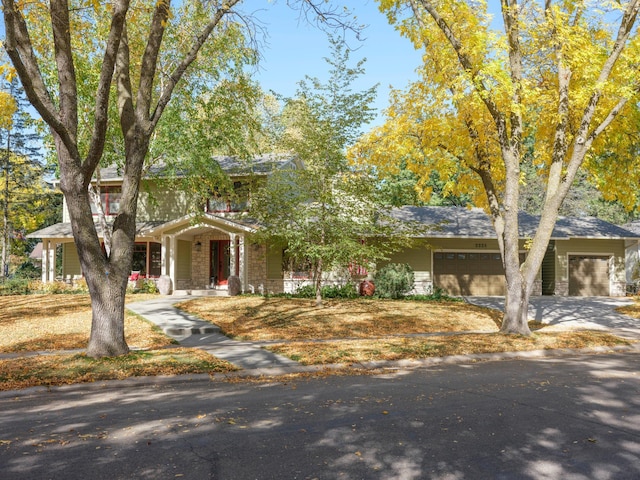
434, 252, 506, 296
568, 255, 610, 296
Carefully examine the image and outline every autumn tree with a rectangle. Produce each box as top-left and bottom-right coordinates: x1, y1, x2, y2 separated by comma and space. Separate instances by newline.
0, 67, 55, 279
355, 0, 640, 334
2, 0, 357, 357
250, 36, 409, 306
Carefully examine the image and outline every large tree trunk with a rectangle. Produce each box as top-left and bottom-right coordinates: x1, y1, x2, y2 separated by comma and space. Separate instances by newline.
501, 272, 531, 335
86, 273, 129, 357
58, 140, 139, 357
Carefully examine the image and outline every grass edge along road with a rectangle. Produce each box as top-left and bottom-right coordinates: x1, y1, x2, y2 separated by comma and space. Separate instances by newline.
0, 294, 635, 391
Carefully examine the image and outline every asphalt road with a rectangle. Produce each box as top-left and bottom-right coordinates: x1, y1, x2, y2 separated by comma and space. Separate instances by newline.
1, 352, 639, 480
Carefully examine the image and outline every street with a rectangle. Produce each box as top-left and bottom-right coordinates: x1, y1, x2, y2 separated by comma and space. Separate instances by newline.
1, 352, 639, 479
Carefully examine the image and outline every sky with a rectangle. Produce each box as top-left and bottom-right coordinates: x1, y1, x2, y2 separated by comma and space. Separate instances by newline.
248, 1, 424, 126
0, 1, 424, 128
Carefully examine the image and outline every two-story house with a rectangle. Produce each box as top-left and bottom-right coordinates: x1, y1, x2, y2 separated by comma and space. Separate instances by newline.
28, 155, 640, 297
29, 155, 303, 295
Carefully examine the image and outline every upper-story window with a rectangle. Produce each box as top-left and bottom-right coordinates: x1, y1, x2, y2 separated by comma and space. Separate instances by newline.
91, 186, 122, 216
207, 181, 249, 213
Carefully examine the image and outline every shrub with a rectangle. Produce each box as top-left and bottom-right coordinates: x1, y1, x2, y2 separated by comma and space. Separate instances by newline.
374, 263, 415, 299
0, 277, 31, 295
138, 279, 159, 294
71, 278, 90, 293
405, 287, 462, 302
14, 261, 41, 279
292, 283, 359, 299
321, 283, 359, 299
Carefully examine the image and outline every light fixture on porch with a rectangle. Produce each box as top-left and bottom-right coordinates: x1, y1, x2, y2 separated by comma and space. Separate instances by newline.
195, 241, 202, 252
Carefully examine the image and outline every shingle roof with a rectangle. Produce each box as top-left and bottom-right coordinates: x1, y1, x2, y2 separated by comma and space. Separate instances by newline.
97, 154, 297, 181
391, 206, 640, 239
26, 221, 164, 239
622, 220, 640, 235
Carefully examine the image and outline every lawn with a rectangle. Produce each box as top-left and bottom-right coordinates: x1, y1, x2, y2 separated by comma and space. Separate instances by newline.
178, 296, 633, 365
176, 296, 503, 340
0, 294, 632, 391
0, 294, 237, 391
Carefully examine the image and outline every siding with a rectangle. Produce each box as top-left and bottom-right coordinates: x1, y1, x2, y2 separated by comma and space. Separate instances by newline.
137, 180, 190, 222
177, 240, 192, 280
61, 180, 190, 224
62, 243, 82, 278
266, 245, 283, 279
383, 247, 432, 283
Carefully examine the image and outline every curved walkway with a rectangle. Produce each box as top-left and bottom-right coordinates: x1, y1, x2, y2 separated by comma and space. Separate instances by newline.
126, 296, 305, 375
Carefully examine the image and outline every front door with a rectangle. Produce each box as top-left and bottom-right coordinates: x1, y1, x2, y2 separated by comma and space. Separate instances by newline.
210, 240, 231, 286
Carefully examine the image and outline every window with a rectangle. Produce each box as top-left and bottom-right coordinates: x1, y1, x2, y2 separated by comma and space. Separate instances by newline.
207, 181, 250, 213
91, 186, 122, 216
130, 242, 161, 277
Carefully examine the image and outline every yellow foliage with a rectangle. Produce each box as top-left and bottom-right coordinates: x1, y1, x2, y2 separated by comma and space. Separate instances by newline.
355, 1, 640, 212
0, 91, 16, 129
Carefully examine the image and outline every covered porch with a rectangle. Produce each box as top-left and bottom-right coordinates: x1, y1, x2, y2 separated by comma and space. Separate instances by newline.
145, 213, 257, 294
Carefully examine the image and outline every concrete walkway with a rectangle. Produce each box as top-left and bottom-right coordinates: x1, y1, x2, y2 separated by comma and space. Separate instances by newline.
126, 296, 304, 375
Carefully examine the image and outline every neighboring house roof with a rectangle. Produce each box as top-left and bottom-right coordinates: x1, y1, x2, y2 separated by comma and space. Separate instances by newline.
29, 242, 43, 260
96, 154, 299, 182
391, 206, 640, 240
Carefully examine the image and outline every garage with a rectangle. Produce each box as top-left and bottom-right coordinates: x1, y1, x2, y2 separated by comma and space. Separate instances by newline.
434, 252, 506, 296
568, 255, 610, 296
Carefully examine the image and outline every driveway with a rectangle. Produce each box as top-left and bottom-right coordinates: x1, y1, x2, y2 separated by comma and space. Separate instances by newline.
466, 296, 640, 339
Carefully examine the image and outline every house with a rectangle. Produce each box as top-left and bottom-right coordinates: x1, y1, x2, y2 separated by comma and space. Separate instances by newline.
27, 158, 640, 297
385, 207, 640, 297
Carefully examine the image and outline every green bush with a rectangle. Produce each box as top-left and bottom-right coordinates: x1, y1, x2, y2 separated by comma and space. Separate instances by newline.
405, 287, 462, 302
0, 277, 31, 295
374, 263, 415, 299
14, 261, 41, 279
291, 283, 359, 299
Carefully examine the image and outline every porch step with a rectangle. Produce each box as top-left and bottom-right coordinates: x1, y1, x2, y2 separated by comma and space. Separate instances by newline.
173, 289, 229, 297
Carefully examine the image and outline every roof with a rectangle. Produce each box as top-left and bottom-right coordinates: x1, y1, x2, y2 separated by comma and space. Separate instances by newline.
96, 154, 298, 182
28, 206, 639, 240
391, 206, 640, 239
623, 220, 640, 235
26, 221, 165, 239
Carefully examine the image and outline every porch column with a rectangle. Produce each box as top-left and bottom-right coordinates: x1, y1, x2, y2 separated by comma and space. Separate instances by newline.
169, 235, 177, 289
47, 241, 56, 282
238, 234, 247, 292
41, 240, 49, 282
229, 233, 237, 276
161, 235, 168, 275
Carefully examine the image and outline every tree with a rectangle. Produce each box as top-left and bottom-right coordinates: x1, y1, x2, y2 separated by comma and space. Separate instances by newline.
356, 0, 640, 334
0, 69, 55, 279
250, 36, 407, 306
2, 0, 362, 357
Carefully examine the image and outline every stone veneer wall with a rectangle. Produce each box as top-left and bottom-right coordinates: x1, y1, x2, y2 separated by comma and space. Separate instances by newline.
191, 232, 231, 289
246, 243, 285, 294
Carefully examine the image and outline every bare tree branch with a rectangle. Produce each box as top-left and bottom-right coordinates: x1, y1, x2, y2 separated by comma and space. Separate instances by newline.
149, 0, 242, 130
84, 0, 130, 179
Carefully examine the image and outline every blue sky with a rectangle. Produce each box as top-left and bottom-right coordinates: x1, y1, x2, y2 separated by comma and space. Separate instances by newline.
250, 1, 423, 126
0, 1, 423, 128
